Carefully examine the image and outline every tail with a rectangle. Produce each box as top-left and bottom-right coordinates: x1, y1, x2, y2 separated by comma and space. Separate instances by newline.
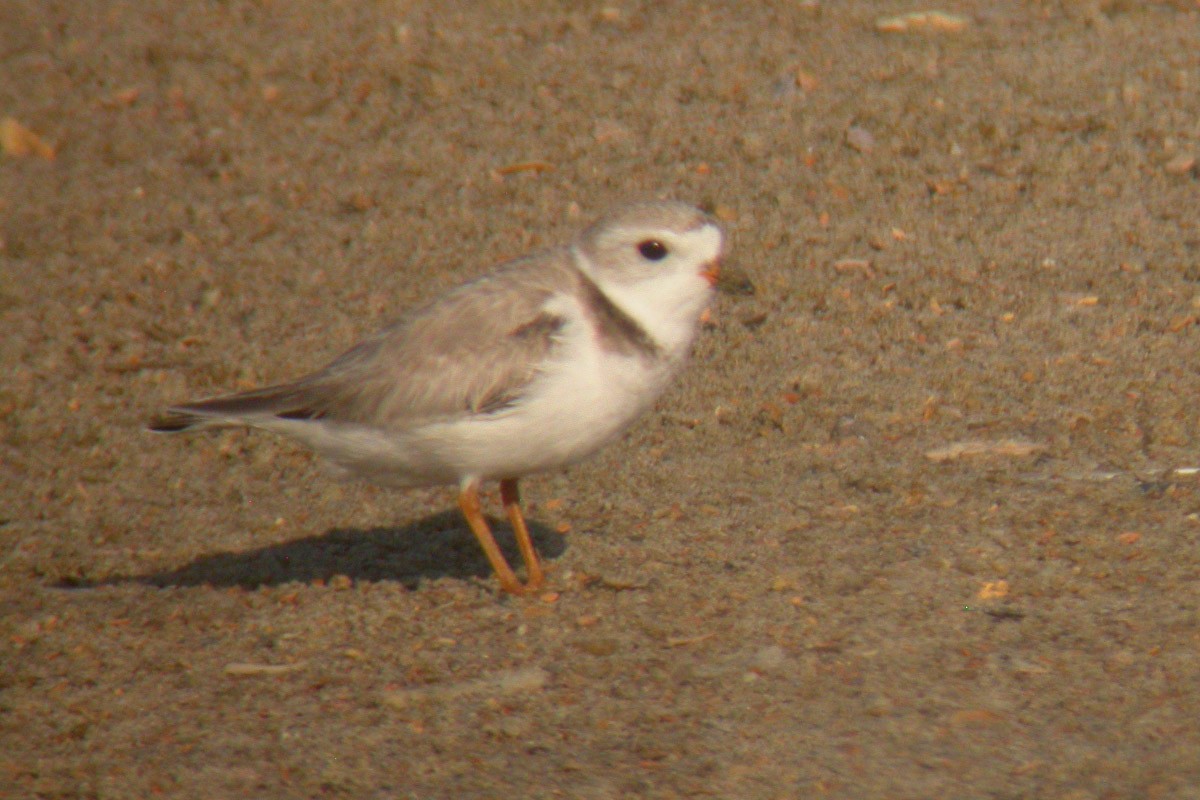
148, 383, 320, 433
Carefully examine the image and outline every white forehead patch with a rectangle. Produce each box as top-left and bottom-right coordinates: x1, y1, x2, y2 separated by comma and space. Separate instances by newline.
682, 222, 723, 261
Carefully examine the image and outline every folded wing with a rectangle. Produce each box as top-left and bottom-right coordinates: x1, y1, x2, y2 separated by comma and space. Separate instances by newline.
149, 252, 578, 434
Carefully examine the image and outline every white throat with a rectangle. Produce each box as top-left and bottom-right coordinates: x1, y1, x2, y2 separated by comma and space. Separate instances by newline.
572, 246, 712, 360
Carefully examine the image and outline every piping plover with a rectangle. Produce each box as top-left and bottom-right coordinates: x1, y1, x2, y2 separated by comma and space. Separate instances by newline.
150, 201, 725, 595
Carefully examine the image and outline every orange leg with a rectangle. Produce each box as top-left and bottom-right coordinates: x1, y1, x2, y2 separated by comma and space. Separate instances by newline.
457, 482, 526, 596
500, 478, 544, 591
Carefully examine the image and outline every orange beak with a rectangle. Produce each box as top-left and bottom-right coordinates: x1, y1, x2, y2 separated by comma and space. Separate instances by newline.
701, 260, 721, 287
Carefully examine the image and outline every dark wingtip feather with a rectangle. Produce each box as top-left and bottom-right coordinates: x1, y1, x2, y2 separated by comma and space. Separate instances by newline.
146, 383, 316, 433
147, 410, 202, 432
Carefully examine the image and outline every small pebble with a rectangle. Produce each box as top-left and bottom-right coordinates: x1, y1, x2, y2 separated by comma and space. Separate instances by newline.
381, 667, 548, 710
845, 125, 876, 154
574, 637, 620, 656
753, 645, 787, 670
876, 11, 969, 33
225, 661, 307, 677
1165, 154, 1196, 175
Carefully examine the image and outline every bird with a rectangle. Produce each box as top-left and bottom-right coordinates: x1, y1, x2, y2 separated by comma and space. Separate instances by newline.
149, 200, 726, 595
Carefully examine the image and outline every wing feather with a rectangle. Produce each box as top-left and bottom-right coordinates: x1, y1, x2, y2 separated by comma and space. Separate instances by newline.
150, 249, 579, 433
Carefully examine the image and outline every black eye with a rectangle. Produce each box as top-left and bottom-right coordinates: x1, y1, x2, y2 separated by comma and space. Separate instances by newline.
637, 240, 669, 261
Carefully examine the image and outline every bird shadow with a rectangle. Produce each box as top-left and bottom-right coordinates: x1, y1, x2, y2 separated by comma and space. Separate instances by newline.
55, 511, 565, 592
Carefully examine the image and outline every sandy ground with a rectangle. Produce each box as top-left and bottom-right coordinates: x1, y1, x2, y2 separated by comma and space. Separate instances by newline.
4, 1, 1200, 797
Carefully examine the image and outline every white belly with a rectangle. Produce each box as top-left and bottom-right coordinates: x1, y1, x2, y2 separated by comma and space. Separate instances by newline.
288, 310, 685, 488
427, 349, 674, 482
